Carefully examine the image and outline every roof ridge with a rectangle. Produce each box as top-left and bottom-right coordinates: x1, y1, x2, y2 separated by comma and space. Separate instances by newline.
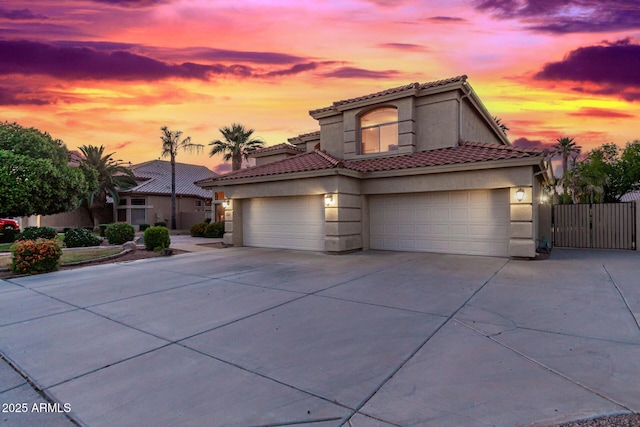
314, 149, 344, 167
460, 140, 549, 155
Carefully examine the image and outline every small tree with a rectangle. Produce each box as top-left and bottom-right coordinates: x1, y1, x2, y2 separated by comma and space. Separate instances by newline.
160, 126, 203, 230
208, 123, 264, 171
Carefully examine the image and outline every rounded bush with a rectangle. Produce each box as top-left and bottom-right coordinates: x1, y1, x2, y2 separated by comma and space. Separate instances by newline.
204, 222, 224, 238
16, 226, 57, 241
99, 223, 113, 237
139, 223, 151, 231
0, 228, 18, 244
11, 238, 62, 275
190, 222, 207, 237
105, 222, 135, 245
64, 228, 100, 248
143, 226, 171, 251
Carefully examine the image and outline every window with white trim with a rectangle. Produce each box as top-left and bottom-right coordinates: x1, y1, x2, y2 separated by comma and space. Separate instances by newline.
360, 107, 398, 154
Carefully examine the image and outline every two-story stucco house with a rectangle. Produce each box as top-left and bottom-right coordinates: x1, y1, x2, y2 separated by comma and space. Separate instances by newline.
196, 75, 552, 258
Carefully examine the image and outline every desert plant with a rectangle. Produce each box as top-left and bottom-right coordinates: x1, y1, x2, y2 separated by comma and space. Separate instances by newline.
143, 226, 171, 251
139, 223, 151, 231
154, 221, 167, 227
190, 222, 207, 237
204, 222, 224, 238
64, 228, 100, 248
105, 222, 135, 245
16, 226, 57, 241
11, 238, 62, 274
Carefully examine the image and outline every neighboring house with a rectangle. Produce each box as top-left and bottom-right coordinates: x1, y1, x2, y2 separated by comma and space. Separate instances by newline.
621, 190, 640, 202
197, 75, 552, 258
117, 160, 218, 229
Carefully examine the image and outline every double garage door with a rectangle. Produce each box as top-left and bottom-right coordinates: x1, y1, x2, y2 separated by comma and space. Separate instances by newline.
370, 189, 510, 257
243, 190, 509, 256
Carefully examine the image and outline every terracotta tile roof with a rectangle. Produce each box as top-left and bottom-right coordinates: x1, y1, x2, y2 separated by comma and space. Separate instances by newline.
346, 141, 549, 173
251, 142, 303, 155
198, 141, 547, 185
310, 75, 467, 115
199, 150, 339, 183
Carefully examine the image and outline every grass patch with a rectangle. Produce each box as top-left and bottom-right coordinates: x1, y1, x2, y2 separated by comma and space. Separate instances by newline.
0, 247, 122, 269
0, 242, 11, 252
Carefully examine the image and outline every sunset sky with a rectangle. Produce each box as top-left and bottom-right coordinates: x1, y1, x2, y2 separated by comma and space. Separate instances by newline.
1, 0, 639, 174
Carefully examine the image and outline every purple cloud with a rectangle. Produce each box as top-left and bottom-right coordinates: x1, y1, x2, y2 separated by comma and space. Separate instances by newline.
322, 67, 400, 79
534, 39, 640, 101
213, 163, 232, 174
568, 108, 635, 118
264, 62, 322, 78
474, 0, 640, 33
512, 137, 554, 150
0, 85, 50, 105
427, 16, 467, 23
90, 0, 168, 7
0, 8, 48, 20
0, 40, 254, 81
378, 43, 430, 52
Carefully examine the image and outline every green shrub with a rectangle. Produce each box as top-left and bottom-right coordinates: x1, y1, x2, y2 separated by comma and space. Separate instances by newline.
16, 226, 57, 241
190, 222, 207, 237
99, 223, 113, 237
0, 227, 18, 244
204, 222, 224, 238
11, 239, 62, 275
63, 227, 71, 233
154, 221, 167, 227
105, 223, 135, 245
144, 226, 171, 251
139, 223, 151, 231
64, 228, 100, 248
204, 217, 212, 224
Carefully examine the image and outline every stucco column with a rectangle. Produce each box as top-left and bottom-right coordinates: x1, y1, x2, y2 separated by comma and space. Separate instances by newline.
222, 199, 243, 246
636, 201, 639, 252
508, 186, 536, 258
324, 193, 363, 253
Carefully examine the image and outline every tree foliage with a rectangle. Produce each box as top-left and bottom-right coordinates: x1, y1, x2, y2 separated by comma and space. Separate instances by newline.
0, 122, 92, 217
208, 123, 264, 171
79, 145, 136, 227
565, 141, 640, 203
160, 126, 203, 229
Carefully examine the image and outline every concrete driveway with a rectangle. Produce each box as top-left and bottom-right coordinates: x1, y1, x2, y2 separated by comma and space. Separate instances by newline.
1, 247, 639, 426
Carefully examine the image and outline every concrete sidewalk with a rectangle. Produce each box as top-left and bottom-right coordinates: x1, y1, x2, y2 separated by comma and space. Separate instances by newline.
1, 248, 639, 426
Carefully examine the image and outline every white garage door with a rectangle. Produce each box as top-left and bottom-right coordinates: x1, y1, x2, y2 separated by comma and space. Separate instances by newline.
243, 196, 325, 251
370, 189, 509, 256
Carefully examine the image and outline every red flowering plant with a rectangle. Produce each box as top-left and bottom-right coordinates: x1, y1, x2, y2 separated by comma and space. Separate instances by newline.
10, 238, 62, 275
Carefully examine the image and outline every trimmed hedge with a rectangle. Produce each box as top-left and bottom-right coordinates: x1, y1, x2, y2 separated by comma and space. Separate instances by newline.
105, 223, 135, 245
99, 223, 113, 237
143, 226, 171, 251
139, 223, 151, 231
16, 226, 57, 241
190, 222, 207, 237
204, 222, 224, 238
64, 228, 100, 248
11, 238, 62, 275
154, 221, 167, 227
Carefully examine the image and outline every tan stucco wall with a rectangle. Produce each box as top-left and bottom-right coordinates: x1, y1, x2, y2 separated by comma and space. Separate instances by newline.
116, 194, 208, 229
319, 115, 344, 158
217, 174, 362, 199
39, 208, 94, 229
460, 99, 504, 145
255, 153, 292, 166
414, 95, 459, 151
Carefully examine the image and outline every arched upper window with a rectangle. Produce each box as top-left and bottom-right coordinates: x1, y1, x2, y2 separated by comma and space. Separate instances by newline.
360, 107, 398, 154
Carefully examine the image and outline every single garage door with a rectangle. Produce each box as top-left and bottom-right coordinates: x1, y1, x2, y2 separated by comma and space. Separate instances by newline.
243, 196, 325, 251
370, 189, 509, 256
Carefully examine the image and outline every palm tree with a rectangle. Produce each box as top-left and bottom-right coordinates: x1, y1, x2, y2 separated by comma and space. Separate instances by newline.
160, 126, 203, 230
208, 123, 264, 171
493, 117, 509, 135
79, 145, 137, 228
553, 137, 582, 178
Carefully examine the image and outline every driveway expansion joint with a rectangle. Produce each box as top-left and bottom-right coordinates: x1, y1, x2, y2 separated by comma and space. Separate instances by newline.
603, 264, 640, 333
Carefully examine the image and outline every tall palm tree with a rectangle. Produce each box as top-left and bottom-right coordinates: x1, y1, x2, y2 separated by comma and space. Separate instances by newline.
208, 123, 264, 171
79, 145, 137, 228
493, 117, 509, 135
553, 137, 581, 178
160, 126, 203, 230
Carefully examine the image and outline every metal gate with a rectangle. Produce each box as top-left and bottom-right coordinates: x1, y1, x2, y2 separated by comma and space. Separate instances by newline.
553, 202, 636, 249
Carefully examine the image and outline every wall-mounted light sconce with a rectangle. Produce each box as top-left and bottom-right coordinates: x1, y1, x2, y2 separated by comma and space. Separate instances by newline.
324, 194, 335, 206
515, 188, 525, 202
222, 199, 230, 209
540, 194, 548, 204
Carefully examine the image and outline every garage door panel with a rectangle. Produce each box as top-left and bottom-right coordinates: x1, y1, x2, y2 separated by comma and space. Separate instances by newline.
244, 196, 324, 251
370, 189, 509, 256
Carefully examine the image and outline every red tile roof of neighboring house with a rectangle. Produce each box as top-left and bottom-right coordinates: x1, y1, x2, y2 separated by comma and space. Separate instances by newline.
310, 75, 467, 115
197, 141, 548, 185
